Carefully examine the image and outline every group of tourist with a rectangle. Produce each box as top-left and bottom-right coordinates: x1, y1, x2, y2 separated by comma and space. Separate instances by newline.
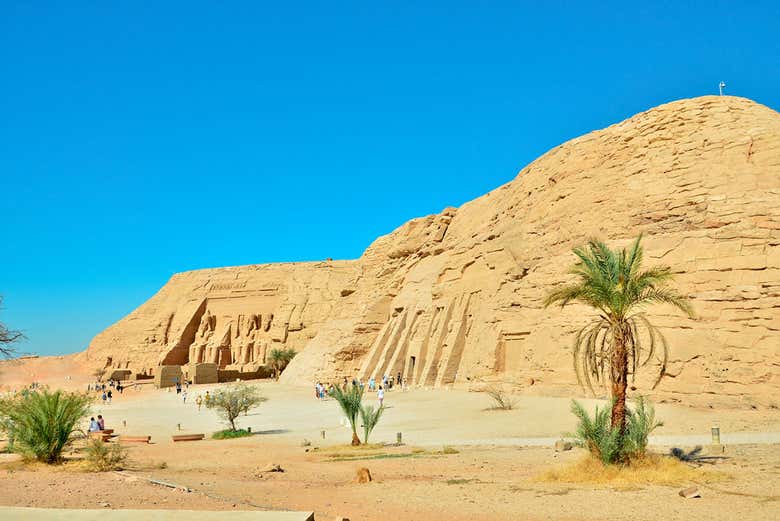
174, 380, 190, 404
313, 372, 406, 406
194, 390, 211, 410
87, 378, 127, 405
87, 414, 106, 432
368, 372, 405, 392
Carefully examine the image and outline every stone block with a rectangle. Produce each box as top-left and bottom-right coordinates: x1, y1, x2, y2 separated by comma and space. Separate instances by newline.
188, 363, 218, 385
154, 365, 182, 388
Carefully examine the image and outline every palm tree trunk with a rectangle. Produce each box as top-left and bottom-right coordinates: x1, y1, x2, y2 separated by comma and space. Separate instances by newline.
351, 430, 361, 446
610, 325, 629, 435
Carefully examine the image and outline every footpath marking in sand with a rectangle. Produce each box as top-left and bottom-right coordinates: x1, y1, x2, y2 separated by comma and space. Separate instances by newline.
0, 507, 314, 521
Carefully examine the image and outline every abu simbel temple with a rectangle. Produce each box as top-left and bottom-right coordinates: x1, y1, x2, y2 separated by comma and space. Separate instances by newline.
78, 96, 780, 407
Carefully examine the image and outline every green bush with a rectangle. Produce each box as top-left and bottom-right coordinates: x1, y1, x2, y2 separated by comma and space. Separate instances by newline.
213, 428, 252, 439
0, 389, 92, 463
84, 438, 128, 471
569, 397, 662, 465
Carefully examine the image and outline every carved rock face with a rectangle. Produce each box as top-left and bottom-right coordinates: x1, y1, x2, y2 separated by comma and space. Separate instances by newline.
85, 96, 780, 407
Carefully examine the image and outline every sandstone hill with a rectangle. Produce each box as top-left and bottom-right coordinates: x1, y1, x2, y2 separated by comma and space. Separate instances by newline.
80, 96, 780, 406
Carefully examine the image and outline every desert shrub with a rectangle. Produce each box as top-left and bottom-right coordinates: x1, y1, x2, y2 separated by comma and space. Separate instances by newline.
84, 438, 128, 471
570, 397, 662, 465
213, 428, 252, 439
359, 404, 385, 444
484, 384, 517, 410
0, 389, 91, 463
206, 383, 266, 431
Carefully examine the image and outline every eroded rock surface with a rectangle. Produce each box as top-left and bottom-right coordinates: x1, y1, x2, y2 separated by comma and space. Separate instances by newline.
82, 96, 780, 406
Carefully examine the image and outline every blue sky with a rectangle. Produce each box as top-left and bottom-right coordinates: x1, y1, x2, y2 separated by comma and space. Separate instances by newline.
2, 1, 779, 356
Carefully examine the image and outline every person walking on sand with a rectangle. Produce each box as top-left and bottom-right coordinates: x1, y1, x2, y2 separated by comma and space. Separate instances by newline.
182, 390, 187, 404
107, 389, 112, 404
205, 391, 211, 406
377, 386, 385, 407
101, 391, 107, 404
196, 394, 203, 411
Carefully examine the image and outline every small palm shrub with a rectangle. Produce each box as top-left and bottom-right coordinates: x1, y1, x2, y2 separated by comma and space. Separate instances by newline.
84, 438, 128, 471
570, 397, 662, 465
359, 404, 385, 444
621, 397, 663, 460
0, 389, 92, 463
330, 383, 364, 445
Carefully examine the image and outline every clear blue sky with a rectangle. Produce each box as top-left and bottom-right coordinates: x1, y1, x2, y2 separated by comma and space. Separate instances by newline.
2, 1, 779, 357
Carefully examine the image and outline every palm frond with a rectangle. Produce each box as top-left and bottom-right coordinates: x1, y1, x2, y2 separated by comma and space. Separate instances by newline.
637, 288, 695, 318
359, 404, 385, 444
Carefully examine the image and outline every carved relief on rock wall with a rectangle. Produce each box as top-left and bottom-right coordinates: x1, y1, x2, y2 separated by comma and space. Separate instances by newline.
185, 308, 278, 370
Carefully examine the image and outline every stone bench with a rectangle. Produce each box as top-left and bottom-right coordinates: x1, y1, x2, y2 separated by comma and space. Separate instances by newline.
119, 435, 151, 443
172, 433, 205, 442
89, 432, 113, 442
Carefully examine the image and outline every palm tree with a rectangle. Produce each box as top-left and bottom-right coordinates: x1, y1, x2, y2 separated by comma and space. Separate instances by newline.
267, 347, 296, 380
544, 235, 693, 434
330, 383, 364, 445
359, 404, 385, 444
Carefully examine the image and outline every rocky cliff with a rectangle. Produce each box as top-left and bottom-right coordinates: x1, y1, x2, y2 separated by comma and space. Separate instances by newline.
83, 96, 780, 406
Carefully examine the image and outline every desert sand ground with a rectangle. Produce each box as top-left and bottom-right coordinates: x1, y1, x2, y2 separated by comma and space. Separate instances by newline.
1, 362, 779, 520
53, 381, 780, 447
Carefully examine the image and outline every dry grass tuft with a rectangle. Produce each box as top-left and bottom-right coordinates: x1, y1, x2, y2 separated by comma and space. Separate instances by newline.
483, 384, 517, 410
539, 454, 728, 487
315, 443, 387, 459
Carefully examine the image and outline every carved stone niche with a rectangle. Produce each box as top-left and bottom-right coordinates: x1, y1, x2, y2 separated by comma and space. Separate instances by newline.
189, 310, 216, 364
